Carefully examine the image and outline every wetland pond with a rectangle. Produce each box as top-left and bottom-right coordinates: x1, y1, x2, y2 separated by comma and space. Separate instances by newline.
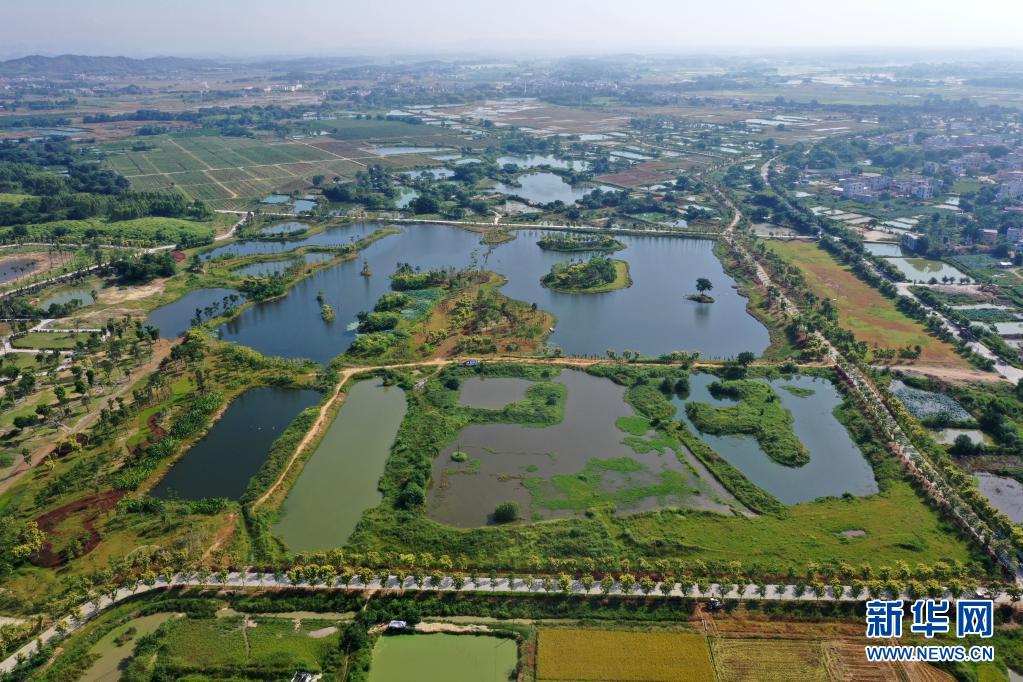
274, 380, 407, 552
79, 613, 175, 682
148, 224, 769, 362
428, 370, 741, 527
674, 374, 877, 505
152, 387, 320, 500
231, 252, 334, 277
200, 222, 378, 261
492, 172, 613, 204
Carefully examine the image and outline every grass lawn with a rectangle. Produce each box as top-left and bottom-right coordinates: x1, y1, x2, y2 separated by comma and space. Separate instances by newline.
10, 332, 93, 350
159, 616, 335, 673
537, 629, 714, 682
767, 240, 967, 367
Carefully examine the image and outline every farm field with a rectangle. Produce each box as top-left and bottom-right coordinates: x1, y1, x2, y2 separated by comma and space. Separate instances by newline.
368, 633, 517, 682
712, 638, 829, 682
103, 126, 477, 208
536, 628, 715, 682
103, 134, 371, 207
766, 240, 969, 368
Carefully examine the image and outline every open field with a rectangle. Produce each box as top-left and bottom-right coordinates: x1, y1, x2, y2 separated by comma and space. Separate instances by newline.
10, 331, 93, 350
537, 628, 714, 682
713, 638, 829, 682
767, 240, 968, 367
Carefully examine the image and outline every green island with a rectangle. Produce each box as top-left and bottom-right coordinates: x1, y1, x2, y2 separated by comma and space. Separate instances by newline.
540, 256, 631, 293
685, 379, 811, 467
536, 233, 625, 252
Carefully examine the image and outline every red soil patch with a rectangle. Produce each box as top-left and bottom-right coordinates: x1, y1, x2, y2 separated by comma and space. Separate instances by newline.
32, 491, 125, 567
171, 250, 187, 263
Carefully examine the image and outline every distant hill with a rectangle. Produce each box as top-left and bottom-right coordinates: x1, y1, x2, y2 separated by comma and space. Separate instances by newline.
0, 54, 220, 76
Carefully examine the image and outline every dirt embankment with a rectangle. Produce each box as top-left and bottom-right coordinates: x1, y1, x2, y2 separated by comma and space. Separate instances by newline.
32, 491, 125, 567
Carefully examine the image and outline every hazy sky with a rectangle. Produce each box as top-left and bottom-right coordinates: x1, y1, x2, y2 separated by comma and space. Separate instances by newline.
2, 0, 1022, 58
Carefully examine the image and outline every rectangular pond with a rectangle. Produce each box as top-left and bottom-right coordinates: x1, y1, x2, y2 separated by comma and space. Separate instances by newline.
152, 386, 321, 500
273, 380, 407, 552
884, 257, 970, 283
428, 370, 742, 527
674, 374, 878, 505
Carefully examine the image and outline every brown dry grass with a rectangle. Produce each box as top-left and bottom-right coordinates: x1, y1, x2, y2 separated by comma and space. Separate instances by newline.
768, 240, 969, 368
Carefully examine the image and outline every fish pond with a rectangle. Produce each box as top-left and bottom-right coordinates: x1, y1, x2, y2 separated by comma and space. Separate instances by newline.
152, 387, 320, 500
428, 370, 740, 527
884, 257, 970, 283
150, 224, 769, 362
974, 473, 1023, 523
674, 374, 878, 505
863, 242, 904, 257
274, 380, 407, 552
368, 634, 517, 682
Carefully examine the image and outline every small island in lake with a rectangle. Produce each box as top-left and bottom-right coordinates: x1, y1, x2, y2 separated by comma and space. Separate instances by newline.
540, 255, 631, 293
537, 233, 625, 252
685, 277, 715, 303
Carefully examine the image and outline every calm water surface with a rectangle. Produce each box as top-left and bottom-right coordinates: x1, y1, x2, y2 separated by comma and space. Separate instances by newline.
153, 387, 320, 500
274, 380, 406, 551
975, 472, 1023, 523
147, 288, 238, 339
151, 224, 769, 362
674, 374, 877, 505
429, 370, 738, 527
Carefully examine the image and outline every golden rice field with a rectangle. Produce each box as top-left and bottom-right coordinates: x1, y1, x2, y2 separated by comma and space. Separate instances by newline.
712, 638, 830, 682
536, 629, 714, 682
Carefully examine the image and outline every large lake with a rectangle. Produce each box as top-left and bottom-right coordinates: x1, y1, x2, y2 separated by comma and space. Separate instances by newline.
149, 224, 770, 363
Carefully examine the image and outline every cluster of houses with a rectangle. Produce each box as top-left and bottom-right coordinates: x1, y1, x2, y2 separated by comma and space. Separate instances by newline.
835, 172, 941, 203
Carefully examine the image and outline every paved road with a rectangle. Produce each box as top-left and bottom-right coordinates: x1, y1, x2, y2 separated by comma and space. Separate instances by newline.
1, 571, 1011, 674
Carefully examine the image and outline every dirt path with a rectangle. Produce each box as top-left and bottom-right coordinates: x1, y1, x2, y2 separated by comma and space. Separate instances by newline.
250, 356, 615, 509
0, 340, 174, 496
